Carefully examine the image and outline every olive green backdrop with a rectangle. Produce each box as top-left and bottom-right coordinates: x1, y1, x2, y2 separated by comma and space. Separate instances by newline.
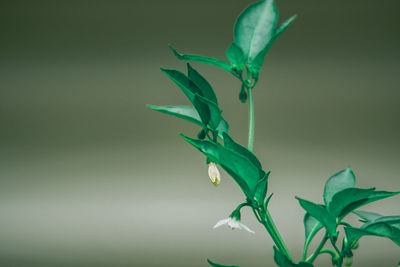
0, 0, 399, 266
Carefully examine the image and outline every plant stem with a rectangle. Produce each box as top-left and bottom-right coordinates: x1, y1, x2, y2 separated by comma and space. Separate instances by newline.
247, 87, 255, 152
306, 232, 329, 263
258, 207, 292, 261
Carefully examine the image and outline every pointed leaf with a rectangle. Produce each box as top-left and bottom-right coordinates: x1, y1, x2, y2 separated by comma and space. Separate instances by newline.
181, 135, 261, 197
353, 210, 382, 222
328, 188, 376, 217
323, 167, 356, 206
187, 63, 218, 105
345, 223, 400, 247
234, 0, 278, 65
226, 43, 246, 72
146, 105, 201, 125
303, 213, 323, 256
333, 190, 400, 219
169, 45, 232, 73
216, 118, 229, 137
254, 171, 270, 204
195, 94, 222, 130
275, 14, 297, 39
222, 132, 263, 170
207, 259, 240, 267
161, 68, 211, 126
296, 197, 337, 237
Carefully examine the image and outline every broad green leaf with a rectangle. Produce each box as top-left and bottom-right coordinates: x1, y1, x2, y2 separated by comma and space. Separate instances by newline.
234, 0, 278, 67
187, 63, 218, 105
273, 246, 313, 267
303, 213, 323, 256
254, 171, 270, 204
207, 259, 240, 267
146, 105, 201, 125
275, 14, 297, 39
226, 43, 246, 72
181, 135, 261, 197
333, 190, 400, 219
222, 132, 263, 170
328, 188, 375, 217
323, 167, 356, 207
195, 94, 222, 130
296, 197, 337, 237
169, 45, 232, 73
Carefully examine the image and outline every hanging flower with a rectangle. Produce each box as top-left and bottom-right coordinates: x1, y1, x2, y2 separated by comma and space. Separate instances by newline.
208, 162, 221, 186
213, 209, 254, 234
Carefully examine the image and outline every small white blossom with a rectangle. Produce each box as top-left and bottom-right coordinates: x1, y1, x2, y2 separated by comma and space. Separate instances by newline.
208, 162, 221, 186
213, 217, 255, 234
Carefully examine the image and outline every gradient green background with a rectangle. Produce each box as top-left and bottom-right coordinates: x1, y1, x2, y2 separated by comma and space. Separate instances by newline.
1, 0, 399, 266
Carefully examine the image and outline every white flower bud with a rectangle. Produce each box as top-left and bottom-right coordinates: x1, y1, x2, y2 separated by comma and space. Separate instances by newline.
208, 162, 221, 186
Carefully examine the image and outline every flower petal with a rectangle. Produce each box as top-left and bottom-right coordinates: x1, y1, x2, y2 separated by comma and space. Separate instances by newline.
213, 218, 230, 229
238, 222, 255, 234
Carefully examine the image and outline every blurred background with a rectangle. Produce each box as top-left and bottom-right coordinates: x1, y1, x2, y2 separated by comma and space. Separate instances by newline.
0, 0, 399, 266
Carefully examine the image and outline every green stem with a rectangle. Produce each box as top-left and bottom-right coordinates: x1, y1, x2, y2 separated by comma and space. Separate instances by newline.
306, 232, 329, 263
258, 207, 292, 261
247, 87, 255, 152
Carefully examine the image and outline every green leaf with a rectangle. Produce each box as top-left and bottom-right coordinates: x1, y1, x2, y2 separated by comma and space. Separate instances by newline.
181, 135, 261, 198
226, 43, 246, 72
303, 213, 323, 257
323, 167, 356, 207
331, 189, 400, 219
147, 105, 229, 140
207, 259, 240, 267
222, 132, 263, 170
254, 171, 270, 204
328, 188, 376, 217
353, 210, 383, 222
146, 105, 201, 125
234, 0, 278, 67
161, 68, 210, 125
187, 63, 218, 105
345, 223, 400, 247
273, 246, 313, 267
296, 197, 337, 237
169, 45, 232, 73
195, 94, 222, 131
275, 14, 297, 39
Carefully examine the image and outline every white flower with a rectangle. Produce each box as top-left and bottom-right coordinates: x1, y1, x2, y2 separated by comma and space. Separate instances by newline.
213, 217, 255, 234
208, 162, 221, 186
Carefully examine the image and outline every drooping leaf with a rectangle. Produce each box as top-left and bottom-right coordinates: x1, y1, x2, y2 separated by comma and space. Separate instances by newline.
273, 246, 313, 267
254, 171, 270, 204
181, 134, 261, 198
187, 63, 218, 105
328, 187, 376, 217
323, 167, 356, 207
234, 0, 278, 71
275, 14, 297, 39
296, 197, 337, 237
195, 94, 222, 131
226, 42, 246, 73
222, 132, 263, 170
207, 259, 240, 267
303, 213, 323, 256
169, 45, 232, 74
146, 105, 201, 125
